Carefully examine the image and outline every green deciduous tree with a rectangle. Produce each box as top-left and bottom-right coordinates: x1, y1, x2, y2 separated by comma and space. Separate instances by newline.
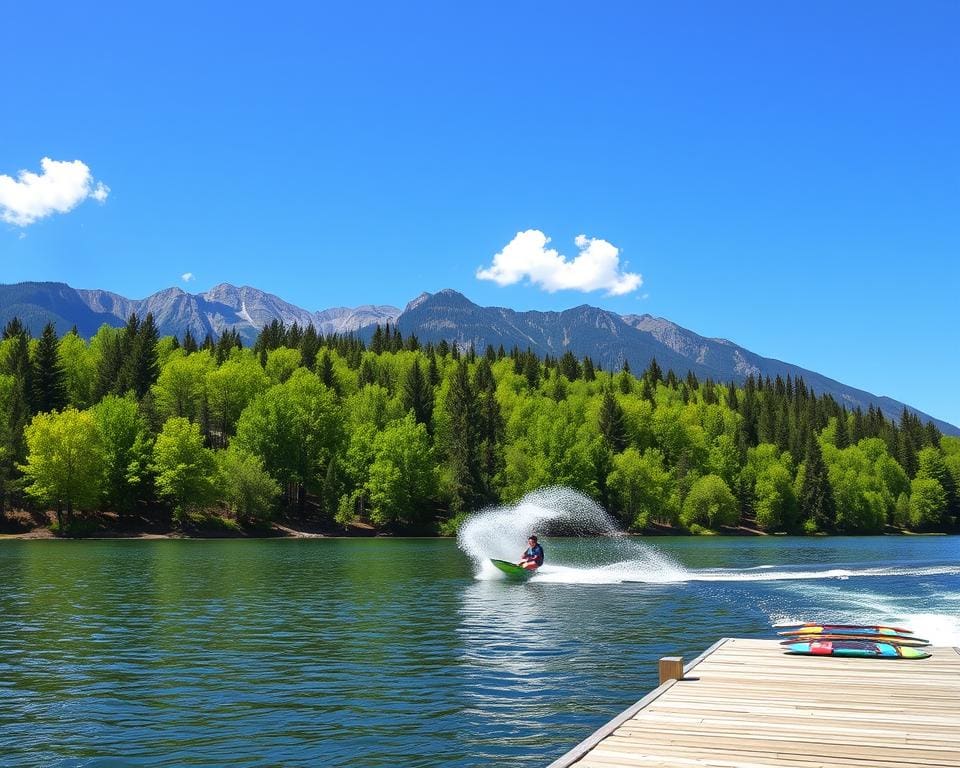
680, 474, 739, 530
916, 446, 958, 519
205, 354, 270, 445
216, 446, 280, 524
152, 351, 215, 423
234, 370, 342, 507
92, 394, 152, 517
21, 407, 104, 528
265, 347, 302, 384
366, 414, 437, 527
151, 417, 217, 520
754, 463, 797, 531
909, 477, 947, 529
58, 330, 99, 408
607, 447, 676, 527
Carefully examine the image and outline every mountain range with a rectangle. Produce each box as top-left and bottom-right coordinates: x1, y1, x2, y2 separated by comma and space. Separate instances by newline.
2, 280, 956, 435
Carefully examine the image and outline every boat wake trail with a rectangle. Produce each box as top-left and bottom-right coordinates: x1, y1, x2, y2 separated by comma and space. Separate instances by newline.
458, 486, 960, 587
680, 563, 960, 583
457, 487, 687, 583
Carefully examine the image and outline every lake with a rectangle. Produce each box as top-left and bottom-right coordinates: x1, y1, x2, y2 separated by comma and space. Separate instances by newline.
1, 536, 958, 767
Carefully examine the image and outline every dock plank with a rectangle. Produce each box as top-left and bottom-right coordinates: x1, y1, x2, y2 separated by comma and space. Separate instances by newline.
546, 638, 960, 768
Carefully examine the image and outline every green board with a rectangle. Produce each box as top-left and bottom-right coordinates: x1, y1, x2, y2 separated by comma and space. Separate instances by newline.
490, 559, 535, 579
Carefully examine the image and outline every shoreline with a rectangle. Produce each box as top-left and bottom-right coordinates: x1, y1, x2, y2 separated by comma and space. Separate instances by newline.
0, 525, 950, 541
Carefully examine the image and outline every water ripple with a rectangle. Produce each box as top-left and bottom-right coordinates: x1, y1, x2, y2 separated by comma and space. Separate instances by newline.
0, 537, 957, 766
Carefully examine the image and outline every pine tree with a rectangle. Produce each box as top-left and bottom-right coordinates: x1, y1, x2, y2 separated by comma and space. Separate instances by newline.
696, 379, 709, 403
645, 357, 662, 385
800, 432, 835, 531
446, 361, 481, 515
582, 356, 596, 382
522, 351, 540, 389
639, 377, 653, 402
402, 358, 434, 428
834, 411, 850, 449
851, 408, 865, 444
475, 363, 504, 500
317, 350, 336, 390
125, 313, 160, 399
285, 322, 304, 349
215, 333, 231, 364
2, 317, 28, 340
775, 402, 791, 452
757, 393, 776, 444
300, 324, 320, 370
32, 323, 67, 413
358, 358, 377, 387
726, 381, 738, 409
559, 351, 581, 381
599, 389, 628, 453
739, 384, 757, 446
182, 329, 199, 353
5, 327, 34, 414
94, 330, 123, 398
896, 429, 918, 478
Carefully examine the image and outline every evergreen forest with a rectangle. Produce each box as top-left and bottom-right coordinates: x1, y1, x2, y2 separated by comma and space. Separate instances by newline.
1, 314, 958, 537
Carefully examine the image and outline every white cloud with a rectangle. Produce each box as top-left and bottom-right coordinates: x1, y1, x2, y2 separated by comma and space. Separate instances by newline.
0, 157, 110, 227
477, 230, 642, 296
181, 272, 195, 283
91, 182, 110, 203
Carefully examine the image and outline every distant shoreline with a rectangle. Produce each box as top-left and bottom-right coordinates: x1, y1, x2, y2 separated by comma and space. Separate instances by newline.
0, 521, 949, 541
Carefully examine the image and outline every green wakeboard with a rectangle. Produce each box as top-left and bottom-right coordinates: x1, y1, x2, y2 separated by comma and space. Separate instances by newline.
490, 559, 535, 579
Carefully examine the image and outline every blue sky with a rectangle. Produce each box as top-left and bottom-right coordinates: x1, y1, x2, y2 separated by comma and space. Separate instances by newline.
1, 2, 958, 425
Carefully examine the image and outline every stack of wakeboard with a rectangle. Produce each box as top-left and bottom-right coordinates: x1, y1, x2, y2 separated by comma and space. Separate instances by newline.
777, 623, 931, 659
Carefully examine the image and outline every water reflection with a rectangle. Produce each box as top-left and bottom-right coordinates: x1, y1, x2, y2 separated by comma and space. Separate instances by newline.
0, 537, 958, 767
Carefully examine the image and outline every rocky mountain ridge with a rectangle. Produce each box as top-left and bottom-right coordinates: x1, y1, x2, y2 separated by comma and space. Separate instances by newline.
0, 280, 955, 434
1, 282, 400, 343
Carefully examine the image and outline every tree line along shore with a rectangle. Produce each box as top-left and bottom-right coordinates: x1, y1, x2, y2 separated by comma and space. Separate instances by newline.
0, 315, 957, 538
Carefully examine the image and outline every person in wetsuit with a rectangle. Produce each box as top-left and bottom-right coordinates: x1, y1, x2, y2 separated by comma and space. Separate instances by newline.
519, 535, 544, 570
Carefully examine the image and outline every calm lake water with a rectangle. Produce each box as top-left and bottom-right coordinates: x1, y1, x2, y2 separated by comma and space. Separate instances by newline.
1, 536, 958, 767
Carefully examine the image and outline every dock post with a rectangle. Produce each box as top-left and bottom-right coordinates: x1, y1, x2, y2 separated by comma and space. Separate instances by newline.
658, 656, 684, 685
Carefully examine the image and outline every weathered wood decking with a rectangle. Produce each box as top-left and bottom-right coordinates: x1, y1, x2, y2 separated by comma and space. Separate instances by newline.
547, 637, 960, 768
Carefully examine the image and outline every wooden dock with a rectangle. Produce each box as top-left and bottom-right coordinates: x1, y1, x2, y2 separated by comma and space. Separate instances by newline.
547, 637, 960, 768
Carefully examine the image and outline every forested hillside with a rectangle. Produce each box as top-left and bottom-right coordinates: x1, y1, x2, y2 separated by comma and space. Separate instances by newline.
1, 315, 957, 536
